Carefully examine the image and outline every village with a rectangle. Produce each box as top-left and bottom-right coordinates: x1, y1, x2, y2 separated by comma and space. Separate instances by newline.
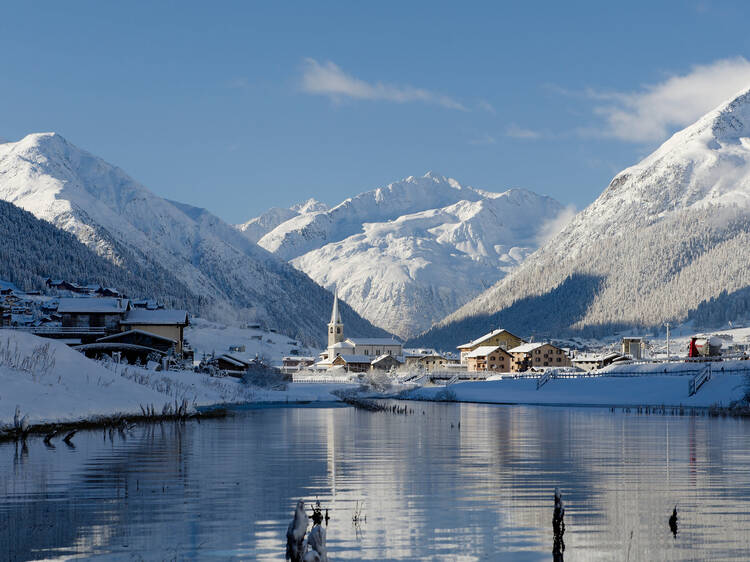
4, 279, 748, 390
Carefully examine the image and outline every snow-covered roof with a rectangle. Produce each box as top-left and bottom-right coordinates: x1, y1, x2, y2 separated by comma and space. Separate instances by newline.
458, 329, 520, 349
121, 309, 188, 326
346, 337, 403, 346
573, 352, 623, 363
57, 297, 129, 314
465, 345, 504, 358
217, 354, 250, 367
508, 342, 547, 354
372, 354, 403, 364
97, 329, 176, 345
403, 347, 441, 357
334, 354, 373, 364
331, 341, 355, 349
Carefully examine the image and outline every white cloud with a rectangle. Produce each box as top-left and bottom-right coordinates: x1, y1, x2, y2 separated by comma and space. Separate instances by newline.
505, 124, 543, 140
591, 57, 750, 142
300, 58, 467, 110
468, 133, 497, 145
536, 204, 577, 245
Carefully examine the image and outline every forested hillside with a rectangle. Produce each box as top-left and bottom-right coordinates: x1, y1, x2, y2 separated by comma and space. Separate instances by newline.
0, 199, 201, 307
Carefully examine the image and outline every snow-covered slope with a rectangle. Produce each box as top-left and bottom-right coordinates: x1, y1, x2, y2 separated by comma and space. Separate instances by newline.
236, 198, 328, 244
0, 133, 384, 346
414, 86, 750, 348
241, 173, 565, 338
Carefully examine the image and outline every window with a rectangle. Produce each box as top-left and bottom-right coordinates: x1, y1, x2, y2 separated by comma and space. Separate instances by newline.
336, 327, 341, 334
490, 356, 496, 361
376, 350, 380, 355
556, 358, 561, 362
329, 327, 333, 333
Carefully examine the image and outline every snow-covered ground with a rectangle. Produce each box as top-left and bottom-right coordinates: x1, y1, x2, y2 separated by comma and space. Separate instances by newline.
186, 317, 319, 366
0, 330, 350, 430
406, 363, 750, 408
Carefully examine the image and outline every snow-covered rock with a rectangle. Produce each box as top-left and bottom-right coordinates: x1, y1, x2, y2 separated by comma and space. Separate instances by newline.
415, 85, 750, 348
0, 133, 383, 346
242, 173, 565, 338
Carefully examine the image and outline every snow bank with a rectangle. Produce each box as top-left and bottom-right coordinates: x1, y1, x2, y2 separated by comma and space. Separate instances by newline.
0, 330, 353, 429
0, 330, 168, 426
406, 369, 749, 408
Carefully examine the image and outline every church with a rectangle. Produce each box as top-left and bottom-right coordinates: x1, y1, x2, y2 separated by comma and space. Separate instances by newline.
317, 289, 403, 371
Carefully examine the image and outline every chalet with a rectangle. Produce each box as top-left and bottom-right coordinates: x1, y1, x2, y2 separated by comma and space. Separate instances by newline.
96, 329, 178, 354
281, 356, 316, 374
457, 329, 525, 364
96, 286, 122, 298
572, 352, 627, 372
404, 348, 451, 371
120, 309, 189, 354
330, 354, 372, 373
465, 345, 513, 373
75, 329, 175, 364
370, 354, 403, 372
216, 354, 251, 377
131, 299, 162, 310
57, 297, 130, 332
508, 342, 571, 372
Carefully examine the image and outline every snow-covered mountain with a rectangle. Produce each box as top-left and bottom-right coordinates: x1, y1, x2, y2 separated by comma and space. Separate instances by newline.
0, 132, 386, 346
414, 86, 750, 348
236, 198, 328, 244
240, 173, 566, 338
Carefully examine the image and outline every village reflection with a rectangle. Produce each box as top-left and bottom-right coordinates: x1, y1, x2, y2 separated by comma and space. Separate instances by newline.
0, 404, 750, 559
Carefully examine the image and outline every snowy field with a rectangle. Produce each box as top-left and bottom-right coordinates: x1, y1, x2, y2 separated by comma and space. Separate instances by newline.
185, 317, 318, 365
0, 330, 351, 430
407, 368, 749, 408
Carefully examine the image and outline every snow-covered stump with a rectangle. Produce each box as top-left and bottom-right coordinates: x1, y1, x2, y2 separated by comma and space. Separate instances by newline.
304, 524, 327, 562
552, 487, 565, 560
285, 500, 329, 562
286, 500, 309, 562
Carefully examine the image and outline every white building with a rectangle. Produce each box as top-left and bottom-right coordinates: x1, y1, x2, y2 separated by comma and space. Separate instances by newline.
318, 288, 402, 369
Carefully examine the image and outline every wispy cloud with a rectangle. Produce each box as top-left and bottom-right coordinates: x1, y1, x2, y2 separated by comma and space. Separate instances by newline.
505, 124, 544, 140
477, 100, 496, 114
588, 57, 750, 142
468, 133, 497, 145
536, 204, 577, 245
300, 58, 467, 110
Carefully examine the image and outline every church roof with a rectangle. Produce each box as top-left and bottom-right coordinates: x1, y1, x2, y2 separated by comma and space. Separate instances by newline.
346, 337, 403, 346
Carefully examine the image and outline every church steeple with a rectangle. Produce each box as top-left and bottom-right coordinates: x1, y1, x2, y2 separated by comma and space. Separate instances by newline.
328, 287, 344, 347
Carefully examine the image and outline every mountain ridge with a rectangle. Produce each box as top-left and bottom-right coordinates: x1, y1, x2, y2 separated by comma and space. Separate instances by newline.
240, 172, 567, 337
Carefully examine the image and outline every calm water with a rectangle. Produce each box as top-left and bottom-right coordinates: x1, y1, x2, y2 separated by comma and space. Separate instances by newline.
1, 402, 750, 560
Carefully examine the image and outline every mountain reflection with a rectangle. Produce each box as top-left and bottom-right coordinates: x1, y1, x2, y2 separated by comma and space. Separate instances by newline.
1, 404, 749, 560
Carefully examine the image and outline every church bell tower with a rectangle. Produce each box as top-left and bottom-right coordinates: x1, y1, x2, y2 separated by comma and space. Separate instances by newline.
328, 287, 344, 348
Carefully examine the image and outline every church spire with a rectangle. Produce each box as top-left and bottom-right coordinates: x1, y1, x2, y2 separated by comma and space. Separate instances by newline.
328, 286, 344, 348
330, 287, 342, 324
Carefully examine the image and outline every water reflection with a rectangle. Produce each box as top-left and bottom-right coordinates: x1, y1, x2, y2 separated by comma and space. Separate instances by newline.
0, 404, 749, 560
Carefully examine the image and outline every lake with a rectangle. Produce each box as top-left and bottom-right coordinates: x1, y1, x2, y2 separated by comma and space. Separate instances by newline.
1, 402, 749, 560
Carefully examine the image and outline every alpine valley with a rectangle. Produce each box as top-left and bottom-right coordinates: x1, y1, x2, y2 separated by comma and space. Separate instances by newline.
414, 86, 750, 349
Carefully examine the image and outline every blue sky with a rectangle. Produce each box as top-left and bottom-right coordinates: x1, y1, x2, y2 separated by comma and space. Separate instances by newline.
2, 1, 750, 223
